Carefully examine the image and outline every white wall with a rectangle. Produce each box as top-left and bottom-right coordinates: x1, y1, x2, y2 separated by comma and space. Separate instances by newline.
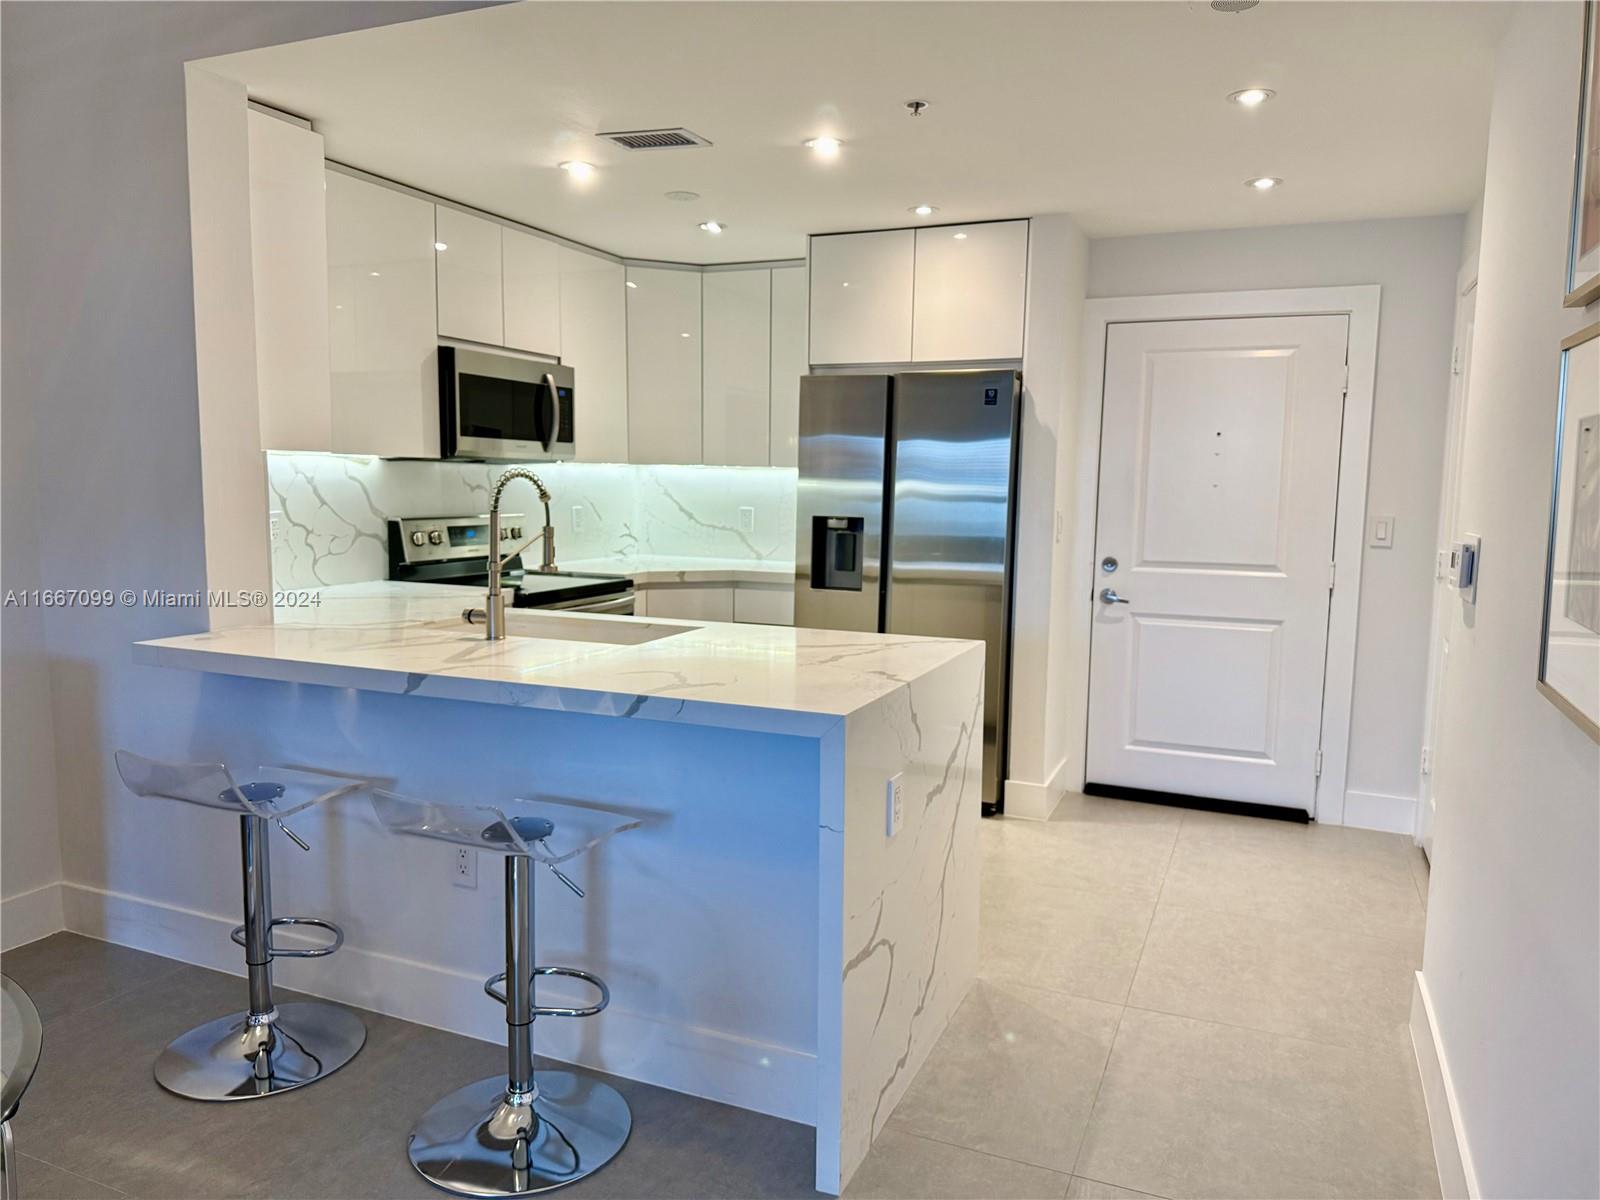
1087, 214, 1464, 825
1007, 215, 1089, 817
1419, 4, 1599, 1197
0, 1, 486, 944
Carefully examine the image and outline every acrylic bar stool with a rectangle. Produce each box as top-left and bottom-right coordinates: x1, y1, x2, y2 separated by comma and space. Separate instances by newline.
370, 789, 641, 1197
113, 750, 367, 1101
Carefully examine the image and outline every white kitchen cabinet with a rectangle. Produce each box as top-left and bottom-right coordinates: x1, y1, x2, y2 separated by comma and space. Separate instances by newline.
645, 584, 735, 622
734, 583, 795, 626
808, 230, 914, 365
626, 266, 703, 465
326, 170, 439, 457
248, 111, 331, 452
702, 268, 771, 466
559, 246, 628, 463
502, 226, 562, 357
435, 207, 503, 345
768, 265, 808, 467
912, 220, 1029, 362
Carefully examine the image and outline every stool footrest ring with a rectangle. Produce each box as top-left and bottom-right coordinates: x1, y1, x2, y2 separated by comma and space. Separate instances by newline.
229, 916, 344, 959
482, 965, 610, 1016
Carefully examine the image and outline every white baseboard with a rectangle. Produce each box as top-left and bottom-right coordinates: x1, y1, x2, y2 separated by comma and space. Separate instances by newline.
1411, 972, 1478, 1199
60, 881, 816, 1124
1004, 756, 1070, 821
1343, 789, 1418, 834
2, 882, 66, 951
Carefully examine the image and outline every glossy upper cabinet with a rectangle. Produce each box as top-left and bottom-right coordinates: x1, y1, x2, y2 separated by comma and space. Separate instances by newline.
502, 227, 562, 357
702, 269, 771, 467
626, 266, 703, 465
808, 229, 914, 365
248, 111, 330, 452
768, 264, 808, 467
911, 220, 1029, 362
559, 246, 628, 463
326, 170, 439, 457
435, 207, 503, 345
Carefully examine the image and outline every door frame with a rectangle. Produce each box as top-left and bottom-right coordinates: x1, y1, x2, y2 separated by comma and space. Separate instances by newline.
1071, 285, 1382, 823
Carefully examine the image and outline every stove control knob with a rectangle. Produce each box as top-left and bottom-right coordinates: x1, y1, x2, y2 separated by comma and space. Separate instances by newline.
509, 526, 522, 539
409, 531, 426, 547
428, 530, 444, 545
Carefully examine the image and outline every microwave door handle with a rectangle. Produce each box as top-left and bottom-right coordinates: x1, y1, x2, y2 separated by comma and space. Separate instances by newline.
539, 373, 558, 454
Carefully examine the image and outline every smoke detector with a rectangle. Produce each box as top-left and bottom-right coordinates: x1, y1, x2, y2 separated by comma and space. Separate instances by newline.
597, 127, 712, 151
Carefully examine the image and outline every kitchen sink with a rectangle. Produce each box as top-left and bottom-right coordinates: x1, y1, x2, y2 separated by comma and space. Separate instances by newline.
464, 610, 697, 646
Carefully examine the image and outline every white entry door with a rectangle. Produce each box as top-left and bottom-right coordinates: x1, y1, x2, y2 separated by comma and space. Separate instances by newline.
1086, 314, 1350, 812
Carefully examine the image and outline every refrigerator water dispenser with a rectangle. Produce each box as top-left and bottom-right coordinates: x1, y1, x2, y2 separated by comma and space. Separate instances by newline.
811, 516, 865, 590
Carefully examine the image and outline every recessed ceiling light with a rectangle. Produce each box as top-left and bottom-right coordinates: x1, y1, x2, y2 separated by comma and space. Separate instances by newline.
1228, 87, 1275, 107
369, 271, 381, 277
1245, 176, 1282, 191
434, 242, 448, 252
910, 204, 938, 217
626, 280, 638, 289
953, 232, 968, 240
804, 136, 842, 159
680, 332, 692, 338
698, 221, 725, 234
558, 160, 596, 180
665, 190, 700, 202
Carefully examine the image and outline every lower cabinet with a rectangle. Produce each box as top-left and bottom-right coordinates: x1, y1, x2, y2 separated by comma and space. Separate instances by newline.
638, 581, 794, 625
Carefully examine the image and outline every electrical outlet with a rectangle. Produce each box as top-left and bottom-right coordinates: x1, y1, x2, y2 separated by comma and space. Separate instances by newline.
269, 512, 283, 545
886, 772, 904, 837
571, 505, 586, 534
453, 847, 477, 889
738, 506, 756, 534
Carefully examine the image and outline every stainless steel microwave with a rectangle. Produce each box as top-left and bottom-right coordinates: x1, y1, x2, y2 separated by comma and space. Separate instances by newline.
439, 344, 575, 462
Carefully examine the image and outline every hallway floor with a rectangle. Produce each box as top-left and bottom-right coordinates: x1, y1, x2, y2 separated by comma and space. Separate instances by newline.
1, 795, 1438, 1199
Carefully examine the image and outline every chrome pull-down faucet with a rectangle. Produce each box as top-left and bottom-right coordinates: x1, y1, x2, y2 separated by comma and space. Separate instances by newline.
480, 467, 557, 641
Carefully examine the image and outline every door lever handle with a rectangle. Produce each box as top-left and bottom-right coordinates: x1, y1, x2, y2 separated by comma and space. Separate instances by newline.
1099, 588, 1131, 606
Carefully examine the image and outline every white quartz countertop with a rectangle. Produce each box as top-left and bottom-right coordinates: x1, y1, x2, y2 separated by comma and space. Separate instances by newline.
133, 582, 979, 737
561, 556, 794, 585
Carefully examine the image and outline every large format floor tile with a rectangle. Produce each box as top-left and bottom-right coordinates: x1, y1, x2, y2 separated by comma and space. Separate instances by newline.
846, 1128, 1072, 1200
981, 874, 1155, 1005
1075, 1007, 1440, 1200
890, 979, 1122, 1173
1127, 904, 1419, 1051
2, 931, 186, 1024
982, 794, 1182, 900
1159, 811, 1426, 948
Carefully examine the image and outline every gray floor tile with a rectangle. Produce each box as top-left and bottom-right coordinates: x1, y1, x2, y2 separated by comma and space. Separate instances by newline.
1127, 904, 1419, 1051
982, 794, 1181, 900
13, 1154, 127, 1199
1160, 814, 1426, 949
1065, 1177, 1167, 1200
848, 1127, 1072, 1199
0, 932, 185, 1024
981, 874, 1155, 1005
890, 979, 1121, 1173
1075, 1008, 1440, 1200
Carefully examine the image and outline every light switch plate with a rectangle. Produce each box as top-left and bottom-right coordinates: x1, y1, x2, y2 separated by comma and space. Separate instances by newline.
1370, 515, 1395, 549
571, 505, 586, 533
886, 773, 904, 838
738, 506, 756, 534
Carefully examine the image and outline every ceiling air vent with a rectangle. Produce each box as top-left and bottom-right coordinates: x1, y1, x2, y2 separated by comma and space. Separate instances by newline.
598, 127, 712, 151
1210, 0, 1260, 10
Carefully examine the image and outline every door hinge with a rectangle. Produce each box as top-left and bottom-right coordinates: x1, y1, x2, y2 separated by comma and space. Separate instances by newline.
1314, 748, 1324, 778
1420, 746, 1432, 775
1342, 363, 1350, 396
1329, 560, 1337, 592
1451, 345, 1462, 376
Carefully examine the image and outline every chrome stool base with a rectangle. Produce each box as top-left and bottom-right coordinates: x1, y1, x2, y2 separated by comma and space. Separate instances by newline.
407, 1070, 631, 1197
154, 1000, 366, 1101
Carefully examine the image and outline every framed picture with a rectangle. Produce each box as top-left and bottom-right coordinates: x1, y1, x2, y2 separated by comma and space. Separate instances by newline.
1568, 0, 1600, 307
1539, 320, 1600, 742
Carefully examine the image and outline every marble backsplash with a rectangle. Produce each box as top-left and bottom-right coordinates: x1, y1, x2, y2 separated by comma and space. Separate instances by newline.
267, 453, 798, 589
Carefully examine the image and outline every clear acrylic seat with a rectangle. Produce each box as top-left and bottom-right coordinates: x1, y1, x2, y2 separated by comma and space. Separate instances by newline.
111, 750, 367, 1101
368, 788, 642, 1197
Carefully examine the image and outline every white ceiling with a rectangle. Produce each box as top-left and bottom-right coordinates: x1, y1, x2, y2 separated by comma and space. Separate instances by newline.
198, 1, 1509, 264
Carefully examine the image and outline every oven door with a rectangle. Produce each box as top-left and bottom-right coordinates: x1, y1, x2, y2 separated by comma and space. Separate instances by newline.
440, 346, 574, 461
539, 590, 636, 615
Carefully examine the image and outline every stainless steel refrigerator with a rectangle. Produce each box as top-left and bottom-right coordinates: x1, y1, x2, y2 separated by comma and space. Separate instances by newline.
793, 369, 1022, 814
